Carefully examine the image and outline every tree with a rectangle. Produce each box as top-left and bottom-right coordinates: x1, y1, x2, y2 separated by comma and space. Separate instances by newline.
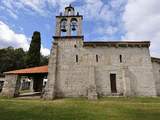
0, 47, 26, 76
0, 31, 49, 75
26, 31, 41, 67
40, 55, 49, 66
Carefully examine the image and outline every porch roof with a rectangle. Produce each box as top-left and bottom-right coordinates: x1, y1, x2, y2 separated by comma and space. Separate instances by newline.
4, 65, 48, 75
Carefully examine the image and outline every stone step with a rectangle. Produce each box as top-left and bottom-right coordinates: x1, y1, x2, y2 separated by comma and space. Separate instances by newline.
111, 93, 123, 96
19, 92, 41, 97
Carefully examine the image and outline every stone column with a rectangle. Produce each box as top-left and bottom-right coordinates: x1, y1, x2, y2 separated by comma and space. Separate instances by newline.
87, 66, 98, 100
55, 18, 61, 36
19, 79, 23, 91
77, 17, 82, 36
30, 79, 34, 92
14, 76, 21, 97
0, 74, 20, 97
67, 17, 71, 36
43, 42, 58, 100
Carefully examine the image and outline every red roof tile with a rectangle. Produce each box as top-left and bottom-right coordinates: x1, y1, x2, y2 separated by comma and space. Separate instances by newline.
4, 65, 48, 75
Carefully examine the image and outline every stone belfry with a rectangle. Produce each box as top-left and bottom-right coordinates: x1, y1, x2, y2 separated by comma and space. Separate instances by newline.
43, 5, 83, 100
54, 4, 83, 37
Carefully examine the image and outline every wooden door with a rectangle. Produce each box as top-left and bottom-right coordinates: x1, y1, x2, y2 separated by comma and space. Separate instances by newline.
110, 74, 117, 93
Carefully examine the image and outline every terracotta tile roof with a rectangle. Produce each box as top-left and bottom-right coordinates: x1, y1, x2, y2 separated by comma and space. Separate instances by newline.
4, 65, 48, 75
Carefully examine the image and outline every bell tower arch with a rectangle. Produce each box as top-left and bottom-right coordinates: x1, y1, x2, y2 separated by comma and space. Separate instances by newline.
54, 4, 83, 38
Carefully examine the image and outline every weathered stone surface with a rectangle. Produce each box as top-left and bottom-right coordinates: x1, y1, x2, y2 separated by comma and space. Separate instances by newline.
43, 5, 158, 100
43, 43, 58, 100
0, 74, 20, 97
44, 37, 157, 99
88, 85, 98, 100
30, 79, 34, 92
152, 61, 160, 96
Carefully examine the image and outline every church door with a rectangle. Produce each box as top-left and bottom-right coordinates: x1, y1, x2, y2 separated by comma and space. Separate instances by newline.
110, 74, 117, 93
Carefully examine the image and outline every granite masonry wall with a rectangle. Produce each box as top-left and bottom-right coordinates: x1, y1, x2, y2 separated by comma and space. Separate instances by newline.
44, 38, 157, 99
1, 74, 20, 97
152, 61, 160, 96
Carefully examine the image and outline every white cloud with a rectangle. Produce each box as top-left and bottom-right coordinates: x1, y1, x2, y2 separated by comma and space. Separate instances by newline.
0, 21, 50, 56
0, 0, 124, 40
96, 25, 118, 36
19, 0, 48, 16
106, 26, 118, 35
0, 0, 77, 18
123, 0, 160, 57
41, 46, 50, 56
0, 21, 29, 50
0, 0, 124, 21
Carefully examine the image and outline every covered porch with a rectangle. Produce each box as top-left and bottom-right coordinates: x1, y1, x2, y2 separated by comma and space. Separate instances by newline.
0, 65, 48, 98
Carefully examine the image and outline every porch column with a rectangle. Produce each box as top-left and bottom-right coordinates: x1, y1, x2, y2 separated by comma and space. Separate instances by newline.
30, 79, 34, 92
0, 74, 21, 97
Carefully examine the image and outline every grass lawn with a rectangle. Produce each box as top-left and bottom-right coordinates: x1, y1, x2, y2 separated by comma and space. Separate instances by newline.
0, 97, 160, 120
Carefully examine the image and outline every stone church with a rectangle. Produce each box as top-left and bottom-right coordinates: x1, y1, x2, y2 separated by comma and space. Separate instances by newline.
43, 5, 160, 100
1, 5, 160, 100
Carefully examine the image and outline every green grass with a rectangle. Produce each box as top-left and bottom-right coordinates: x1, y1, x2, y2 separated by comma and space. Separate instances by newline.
0, 97, 160, 120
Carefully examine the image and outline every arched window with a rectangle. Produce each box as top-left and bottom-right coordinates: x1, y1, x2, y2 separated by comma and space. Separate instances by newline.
60, 19, 67, 36
70, 18, 78, 36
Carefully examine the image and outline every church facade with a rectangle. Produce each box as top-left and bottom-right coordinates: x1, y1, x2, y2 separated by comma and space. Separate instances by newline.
43, 5, 160, 100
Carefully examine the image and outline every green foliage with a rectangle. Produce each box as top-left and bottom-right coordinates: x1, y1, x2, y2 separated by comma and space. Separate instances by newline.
0, 47, 26, 75
40, 55, 49, 66
0, 97, 160, 120
26, 31, 41, 68
0, 31, 49, 75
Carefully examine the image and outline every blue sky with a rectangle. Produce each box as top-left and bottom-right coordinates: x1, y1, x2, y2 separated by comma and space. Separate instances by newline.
0, 0, 160, 57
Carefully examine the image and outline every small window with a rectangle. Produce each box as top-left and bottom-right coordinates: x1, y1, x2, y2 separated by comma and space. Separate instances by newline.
96, 55, 98, 62
74, 45, 77, 48
120, 55, 122, 63
76, 55, 78, 63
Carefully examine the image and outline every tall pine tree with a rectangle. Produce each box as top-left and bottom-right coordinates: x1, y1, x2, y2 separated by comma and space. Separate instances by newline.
26, 31, 41, 67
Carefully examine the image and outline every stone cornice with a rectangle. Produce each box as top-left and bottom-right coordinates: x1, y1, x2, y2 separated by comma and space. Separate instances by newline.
83, 41, 150, 48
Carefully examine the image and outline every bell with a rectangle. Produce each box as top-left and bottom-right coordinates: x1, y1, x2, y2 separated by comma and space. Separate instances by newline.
72, 25, 76, 31
61, 26, 67, 32
61, 28, 67, 32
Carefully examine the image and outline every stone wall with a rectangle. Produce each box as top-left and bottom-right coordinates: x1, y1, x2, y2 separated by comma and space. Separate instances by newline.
152, 61, 160, 96
43, 42, 58, 100
45, 38, 157, 99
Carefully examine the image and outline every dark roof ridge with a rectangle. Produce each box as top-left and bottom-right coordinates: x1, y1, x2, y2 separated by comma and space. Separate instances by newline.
84, 41, 150, 43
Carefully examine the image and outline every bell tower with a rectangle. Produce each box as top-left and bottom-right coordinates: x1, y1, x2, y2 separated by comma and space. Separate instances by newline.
54, 4, 83, 38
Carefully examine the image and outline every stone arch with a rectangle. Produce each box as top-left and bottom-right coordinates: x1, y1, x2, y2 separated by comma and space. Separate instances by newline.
60, 18, 67, 36
70, 18, 78, 36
